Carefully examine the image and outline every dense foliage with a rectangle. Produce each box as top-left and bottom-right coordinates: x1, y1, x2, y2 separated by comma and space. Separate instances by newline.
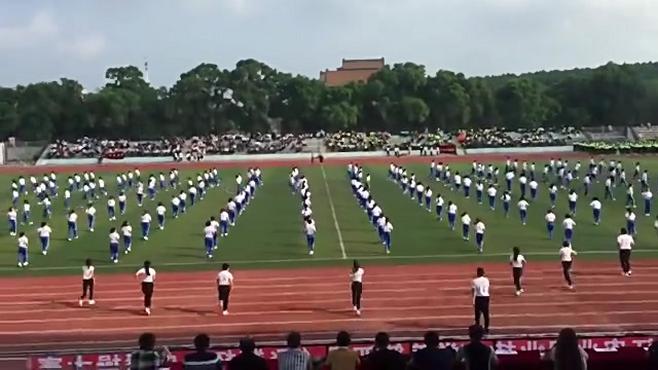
1, 60, 657, 141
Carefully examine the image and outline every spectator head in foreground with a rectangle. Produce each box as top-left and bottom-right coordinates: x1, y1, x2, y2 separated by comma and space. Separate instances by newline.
468, 324, 485, 342
184, 334, 221, 370
239, 337, 256, 353
337, 331, 351, 347
552, 328, 587, 370
374, 332, 390, 349
425, 331, 440, 347
409, 331, 456, 370
287, 331, 302, 348
457, 325, 497, 370
139, 332, 156, 350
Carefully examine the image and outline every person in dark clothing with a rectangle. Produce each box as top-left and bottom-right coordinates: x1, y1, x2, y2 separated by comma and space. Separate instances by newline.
648, 339, 658, 370
183, 334, 221, 370
408, 331, 455, 370
228, 337, 269, 370
456, 325, 498, 370
363, 332, 406, 370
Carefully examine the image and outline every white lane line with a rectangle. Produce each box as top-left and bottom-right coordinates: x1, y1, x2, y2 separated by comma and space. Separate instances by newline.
2, 297, 658, 318
0, 277, 657, 299
1, 310, 657, 335
320, 165, 347, 259
3, 248, 657, 272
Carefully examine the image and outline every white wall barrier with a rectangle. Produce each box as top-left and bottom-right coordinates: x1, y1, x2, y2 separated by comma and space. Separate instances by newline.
463, 145, 574, 155
36, 158, 100, 166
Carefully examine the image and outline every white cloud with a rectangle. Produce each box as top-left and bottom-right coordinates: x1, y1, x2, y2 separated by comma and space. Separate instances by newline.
0, 11, 59, 49
0, 10, 105, 60
58, 34, 107, 61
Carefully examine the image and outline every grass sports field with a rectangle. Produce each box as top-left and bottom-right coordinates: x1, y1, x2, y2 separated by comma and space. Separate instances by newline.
1, 155, 658, 275
2, 153, 658, 356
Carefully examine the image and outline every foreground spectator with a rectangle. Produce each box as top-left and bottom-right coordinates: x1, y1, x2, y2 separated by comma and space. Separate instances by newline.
363, 332, 406, 370
408, 331, 455, 370
456, 325, 497, 370
228, 337, 269, 370
544, 328, 588, 370
183, 334, 221, 370
130, 333, 170, 370
648, 338, 658, 370
325, 331, 360, 370
278, 331, 312, 370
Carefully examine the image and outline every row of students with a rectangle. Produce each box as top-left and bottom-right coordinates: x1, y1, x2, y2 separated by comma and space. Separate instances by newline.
350, 163, 393, 254
295, 170, 318, 256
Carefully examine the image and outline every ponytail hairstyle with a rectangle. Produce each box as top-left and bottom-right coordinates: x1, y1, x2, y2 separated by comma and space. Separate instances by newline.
512, 247, 520, 262
144, 260, 151, 276
352, 260, 360, 274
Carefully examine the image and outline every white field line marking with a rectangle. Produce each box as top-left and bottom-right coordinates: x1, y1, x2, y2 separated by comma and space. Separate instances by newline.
320, 165, 347, 259
3, 298, 658, 318
0, 287, 655, 308
1, 310, 657, 335
0, 277, 656, 299
2, 248, 657, 272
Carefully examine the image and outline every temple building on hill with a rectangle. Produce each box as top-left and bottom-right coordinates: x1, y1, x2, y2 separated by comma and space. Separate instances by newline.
319, 58, 385, 86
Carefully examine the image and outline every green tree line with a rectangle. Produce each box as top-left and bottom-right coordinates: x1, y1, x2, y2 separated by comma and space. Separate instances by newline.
1, 60, 657, 141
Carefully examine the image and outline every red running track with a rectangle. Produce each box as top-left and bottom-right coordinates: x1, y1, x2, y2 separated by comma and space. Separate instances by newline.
0, 261, 657, 355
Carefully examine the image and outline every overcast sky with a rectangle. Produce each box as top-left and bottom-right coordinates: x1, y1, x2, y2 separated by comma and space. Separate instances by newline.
1, 0, 658, 89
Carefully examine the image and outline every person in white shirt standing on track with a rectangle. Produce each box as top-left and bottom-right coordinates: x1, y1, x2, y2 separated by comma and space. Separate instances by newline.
472, 267, 491, 333
617, 227, 635, 277
350, 260, 364, 316
79, 258, 96, 306
217, 263, 234, 316
136, 260, 156, 315
510, 247, 527, 296
559, 241, 577, 290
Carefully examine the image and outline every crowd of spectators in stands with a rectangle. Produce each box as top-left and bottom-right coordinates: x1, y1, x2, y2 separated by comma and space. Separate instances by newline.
126, 325, 658, 370
44, 138, 178, 159
323, 132, 392, 152
461, 127, 582, 148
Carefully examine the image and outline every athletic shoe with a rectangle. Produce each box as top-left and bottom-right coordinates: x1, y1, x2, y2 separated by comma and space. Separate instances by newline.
90, 229, 94, 232
207, 254, 213, 259
89, 300, 95, 305
79, 299, 83, 307
520, 289, 525, 293
568, 285, 574, 290
356, 310, 361, 316
42, 251, 47, 256
309, 250, 314, 256
113, 259, 118, 264
17, 263, 22, 268
515, 291, 521, 296
222, 311, 229, 316
145, 308, 151, 315
143, 236, 149, 241
24, 261, 29, 266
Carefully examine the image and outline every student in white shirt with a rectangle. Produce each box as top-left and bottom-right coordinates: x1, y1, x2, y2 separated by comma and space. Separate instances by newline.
156, 202, 166, 230
204, 221, 216, 258
461, 212, 471, 241
141, 211, 152, 240
472, 267, 491, 333
517, 197, 530, 225
17, 232, 29, 267
559, 241, 577, 289
118, 192, 127, 215
121, 221, 133, 254
474, 218, 486, 253
7, 207, 17, 236
487, 185, 497, 210
85, 203, 96, 232
79, 258, 96, 306
435, 195, 445, 220
447, 202, 458, 230
109, 227, 120, 263
568, 190, 578, 215
217, 263, 234, 315
350, 260, 365, 316
545, 209, 557, 240
510, 247, 527, 296
642, 189, 653, 216
562, 214, 576, 242
304, 217, 317, 255
67, 210, 79, 241
625, 208, 637, 235
136, 260, 156, 315
617, 227, 635, 277
589, 197, 602, 225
